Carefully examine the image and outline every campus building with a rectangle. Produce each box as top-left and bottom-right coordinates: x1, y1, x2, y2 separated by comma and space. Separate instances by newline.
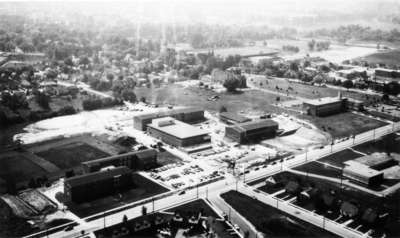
219, 112, 251, 124
134, 107, 204, 131
225, 119, 279, 144
303, 93, 364, 117
147, 117, 211, 147
64, 166, 132, 203
374, 68, 400, 82
343, 160, 384, 186
82, 149, 157, 173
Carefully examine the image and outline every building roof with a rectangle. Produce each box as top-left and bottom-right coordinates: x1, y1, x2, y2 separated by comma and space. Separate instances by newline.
134, 107, 203, 121
83, 149, 157, 166
354, 153, 395, 168
303, 97, 342, 106
219, 112, 251, 123
65, 166, 131, 187
231, 119, 278, 132
148, 117, 209, 139
344, 161, 383, 178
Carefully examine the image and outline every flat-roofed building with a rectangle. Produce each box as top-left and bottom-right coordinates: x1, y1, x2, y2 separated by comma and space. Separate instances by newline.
64, 166, 132, 203
343, 160, 384, 186
82, 149, 157, 173
219, 112, 251, 124
147, 117, 211, 147
134, 107, 204, 131
225, 119, 279, 144
375, 68, 400, 82
303, 97, 344, 116
354, 153, 397, 171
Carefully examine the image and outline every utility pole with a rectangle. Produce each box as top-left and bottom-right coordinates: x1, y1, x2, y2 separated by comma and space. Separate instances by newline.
206, 187, 208, 199
152, 197, 155, 213
196, 184, 199, 198
103, 212, 106, 229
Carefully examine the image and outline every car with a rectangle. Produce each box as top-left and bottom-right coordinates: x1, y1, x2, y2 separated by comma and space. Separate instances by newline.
64, 225, 74, 232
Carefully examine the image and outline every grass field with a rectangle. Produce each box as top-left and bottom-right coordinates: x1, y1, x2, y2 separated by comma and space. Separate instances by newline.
319, 149, 364, 168
250, 76, 381, 103
68, 173, 169, 218
221, 190, 338, 237
356, 50, 400, 66
135, 84, 289, 115
0, 154, 48, 183
300, 112, 388, 139
293, 161, 342, 179
352, 134, 400, 155
36, 142, 110, 170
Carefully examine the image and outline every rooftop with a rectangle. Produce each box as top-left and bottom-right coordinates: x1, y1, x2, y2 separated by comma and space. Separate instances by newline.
304, 97, 342, 106
344, 161, 383, 178
354, 153, 395, 167
219, 112, 251, 123
148, 117, 209, 139
231, 119, 279, 132
65, 166, 131, 187
134, 107, 203, 120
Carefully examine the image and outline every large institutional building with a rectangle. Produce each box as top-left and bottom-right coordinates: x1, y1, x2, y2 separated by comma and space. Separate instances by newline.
303, 93, 364, 117
147, 117, 211, 147
64, 166, 132, 203
82, 149, 158, 173
225, 119, 279, 143
134, 107, 204, 131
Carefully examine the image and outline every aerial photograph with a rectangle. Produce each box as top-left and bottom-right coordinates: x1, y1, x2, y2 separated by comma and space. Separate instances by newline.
0, 0, 400, 237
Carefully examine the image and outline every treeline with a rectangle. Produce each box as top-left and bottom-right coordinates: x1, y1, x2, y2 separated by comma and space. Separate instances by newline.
308, 25, 400, 44
282, 45, 300, 53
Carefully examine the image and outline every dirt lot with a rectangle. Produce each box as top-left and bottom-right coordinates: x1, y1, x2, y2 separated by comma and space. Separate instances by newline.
300, 112, 388, 139
165, 199, 218, 218
157, 150, 182, 166
135, 84, 289, 116
68, 173, 169, 218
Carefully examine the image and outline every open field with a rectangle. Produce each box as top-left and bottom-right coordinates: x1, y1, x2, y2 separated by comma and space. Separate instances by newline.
0, 154, 49, 184
221, 190, 338, 237
68, 173, 169, 218
353, 134, 400, 155
293, 161, 342, 179
356, 49, 400, 66
249, 75, 381, 103
300, 112, 388, 139
319, 149, 364, 167
36, 142, 110, 170
135, 84, 290, 115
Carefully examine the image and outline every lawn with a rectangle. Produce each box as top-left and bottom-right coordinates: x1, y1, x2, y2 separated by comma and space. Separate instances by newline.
356, 49, 400, 66
135, 84, 289, 115
293, 161, 342, 179
165, 199, 218, 218
68, 173, 169, 218
36, 142, 110, 170
319, 149, 364, 168
300, 112, 388, 139
221, 190, 338, 238
0, 154, 48, 183
352, 133, 400, 155
249, 75, 381, 103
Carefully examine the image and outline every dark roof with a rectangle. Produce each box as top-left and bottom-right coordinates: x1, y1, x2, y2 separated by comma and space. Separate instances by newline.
219, 112, 251, 123
134, 107, 203, 120
231, 119, 278, 132
65, 166, 131, 187
83, 149, 157, 166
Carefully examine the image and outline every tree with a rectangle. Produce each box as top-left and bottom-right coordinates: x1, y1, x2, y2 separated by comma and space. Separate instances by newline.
36, 92, 51, 110
142, 206, 147, 216
308, 39, 316, 51
223, 74, 240, 92
219, 106, 227, 113
383, 81, 400, 96
342, 80, 354, 90
140, 96, 146, 103
121, 89, 137, 102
